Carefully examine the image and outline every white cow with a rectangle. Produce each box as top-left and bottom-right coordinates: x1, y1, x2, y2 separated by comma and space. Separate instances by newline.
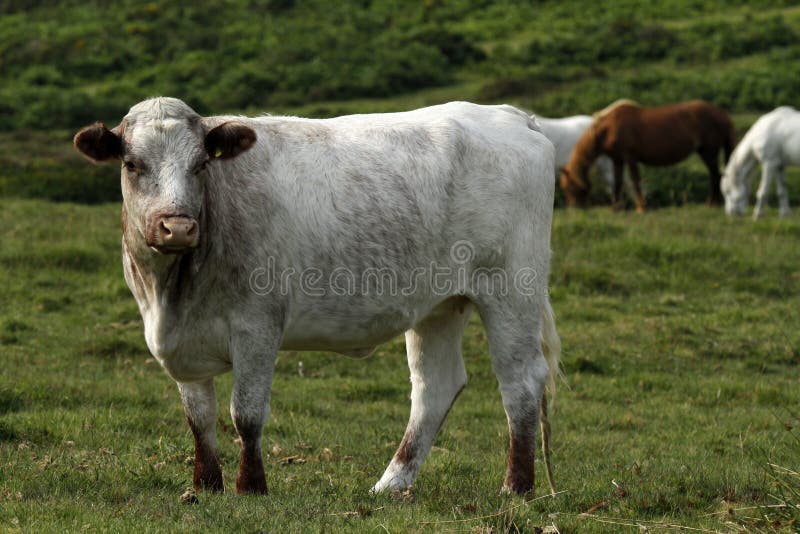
722, 106, 800, 219
536, 115, 615, 191
73, 97, 560, 496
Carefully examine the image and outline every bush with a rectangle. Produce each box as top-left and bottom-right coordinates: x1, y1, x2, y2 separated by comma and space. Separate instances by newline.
522, 12, 797, 70
524, 17, 678, 68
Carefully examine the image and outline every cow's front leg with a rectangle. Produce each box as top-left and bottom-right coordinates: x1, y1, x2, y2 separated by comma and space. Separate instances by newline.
230, 340, 278, 495
178, 379, 224, 492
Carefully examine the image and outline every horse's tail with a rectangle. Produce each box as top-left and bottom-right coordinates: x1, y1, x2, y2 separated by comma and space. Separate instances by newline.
593, 98, 640, 120
539, 297, 561, 495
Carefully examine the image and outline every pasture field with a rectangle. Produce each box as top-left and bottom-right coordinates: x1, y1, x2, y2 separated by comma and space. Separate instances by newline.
3, 1, 800, 532
1, 198, 799, 533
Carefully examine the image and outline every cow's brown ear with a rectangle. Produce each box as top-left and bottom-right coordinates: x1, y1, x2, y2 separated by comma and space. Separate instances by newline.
73, 122, 122, 162
204, 121, 257, 160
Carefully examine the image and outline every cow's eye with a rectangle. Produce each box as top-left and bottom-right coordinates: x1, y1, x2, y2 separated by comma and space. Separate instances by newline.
124, 160, 137, 173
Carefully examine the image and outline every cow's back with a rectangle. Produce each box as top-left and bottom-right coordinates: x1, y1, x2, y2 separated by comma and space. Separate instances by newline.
213, 102, 553, 268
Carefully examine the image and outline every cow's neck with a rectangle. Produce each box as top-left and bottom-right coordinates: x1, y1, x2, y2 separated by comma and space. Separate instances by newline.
119, 173, 266, 358
121, 204, 219, 359
121, 205, 210, 317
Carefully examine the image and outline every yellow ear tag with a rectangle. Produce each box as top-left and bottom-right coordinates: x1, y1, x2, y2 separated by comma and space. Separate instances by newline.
214, 148, 223, 158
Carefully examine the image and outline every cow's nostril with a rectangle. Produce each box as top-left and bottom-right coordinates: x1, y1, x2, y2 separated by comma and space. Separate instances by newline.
187, 222, 198, 237
159, 219, 172, 238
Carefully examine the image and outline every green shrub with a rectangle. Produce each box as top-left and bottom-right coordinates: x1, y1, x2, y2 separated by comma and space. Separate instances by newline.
525, 17, 678, 67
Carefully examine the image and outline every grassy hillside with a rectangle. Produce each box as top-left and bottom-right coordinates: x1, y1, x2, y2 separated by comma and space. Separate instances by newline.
1, 200, 798, 532
2, 0, 800, 206
2, 0, 799, 128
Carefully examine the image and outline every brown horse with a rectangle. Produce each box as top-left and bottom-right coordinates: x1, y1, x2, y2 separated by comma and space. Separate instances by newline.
560, 100, 736, 211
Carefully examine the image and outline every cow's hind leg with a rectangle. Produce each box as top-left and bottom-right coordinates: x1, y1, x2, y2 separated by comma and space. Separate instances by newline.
178, 379, 224, 492
478, 299, 550, 495
372, 298, 472, 493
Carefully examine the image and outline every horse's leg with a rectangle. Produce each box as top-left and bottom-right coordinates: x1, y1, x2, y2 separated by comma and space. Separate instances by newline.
627, 160, 646, 213
699, 147, 723, 206
477, 298, 549, 495
372, 299, 472, 493
754, 161, 777, 220
179, 379, 224, 492
612, 158, 625, 211
776, 165, 791, 218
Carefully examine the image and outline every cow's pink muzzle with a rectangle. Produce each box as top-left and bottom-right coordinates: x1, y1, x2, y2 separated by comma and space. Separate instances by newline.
147, 215, 199, 254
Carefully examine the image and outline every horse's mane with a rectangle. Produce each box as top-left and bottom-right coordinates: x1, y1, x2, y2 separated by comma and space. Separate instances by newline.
593, 99, 640, 120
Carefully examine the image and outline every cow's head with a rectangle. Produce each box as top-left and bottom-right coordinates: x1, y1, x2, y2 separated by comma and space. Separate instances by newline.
74, 97, 256, 255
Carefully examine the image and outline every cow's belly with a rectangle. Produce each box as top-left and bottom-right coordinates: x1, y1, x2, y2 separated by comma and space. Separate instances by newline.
280, 304, 420, 352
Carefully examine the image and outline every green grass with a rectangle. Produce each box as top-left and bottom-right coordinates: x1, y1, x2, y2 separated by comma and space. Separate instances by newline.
1, 198, 798, 532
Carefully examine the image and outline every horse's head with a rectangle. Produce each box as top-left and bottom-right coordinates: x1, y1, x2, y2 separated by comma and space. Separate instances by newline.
560, 120, 604, 208
721, 168, 748, 217
559, 166, 590, 207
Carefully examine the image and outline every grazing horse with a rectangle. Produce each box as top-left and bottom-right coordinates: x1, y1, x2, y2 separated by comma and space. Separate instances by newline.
560, 100, 736, 211
536, 115, 615, 191
722, 106, 800, 219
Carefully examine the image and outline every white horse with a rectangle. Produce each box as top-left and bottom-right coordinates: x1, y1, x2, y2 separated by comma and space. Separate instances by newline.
536, 115, 615, 192
722, 106, 800, 219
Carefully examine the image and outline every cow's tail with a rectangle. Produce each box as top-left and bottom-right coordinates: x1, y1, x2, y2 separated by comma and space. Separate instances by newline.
541, 297, 561, 400
540, 297, 561, 496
